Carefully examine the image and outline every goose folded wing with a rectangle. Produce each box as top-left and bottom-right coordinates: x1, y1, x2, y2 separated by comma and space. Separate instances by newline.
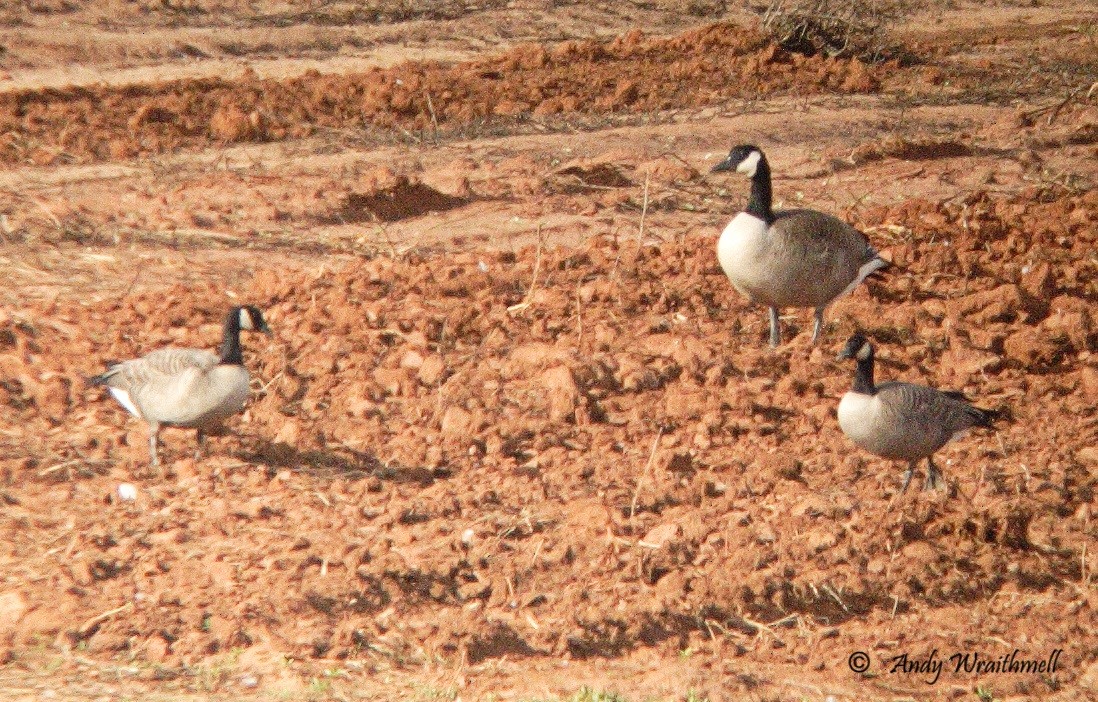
772, 210, 870, 250
102, 348, 220, 388
879, 382, 988, 435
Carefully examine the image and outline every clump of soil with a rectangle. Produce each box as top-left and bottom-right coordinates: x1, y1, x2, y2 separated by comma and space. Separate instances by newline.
849, 133, 973, 164
330, 169, 469, 223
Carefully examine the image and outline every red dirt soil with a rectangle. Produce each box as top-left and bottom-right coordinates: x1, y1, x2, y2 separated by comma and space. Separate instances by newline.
1, 182, 1095, 697
0, 23, 883, 166
1, 4, 1097, 699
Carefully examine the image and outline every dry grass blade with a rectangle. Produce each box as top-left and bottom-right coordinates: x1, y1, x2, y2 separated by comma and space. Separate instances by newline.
78, 602, 133, 636
507, 224, 545, 314
636, 169, 651, 245
629, 428, 663, 519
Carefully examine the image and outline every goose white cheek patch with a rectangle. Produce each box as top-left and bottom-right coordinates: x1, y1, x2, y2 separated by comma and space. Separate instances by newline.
736, 150, 762, 177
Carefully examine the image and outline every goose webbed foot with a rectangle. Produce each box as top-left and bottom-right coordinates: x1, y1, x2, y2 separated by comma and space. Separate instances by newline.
924, 459, 945, 491
768, 307, 781, 348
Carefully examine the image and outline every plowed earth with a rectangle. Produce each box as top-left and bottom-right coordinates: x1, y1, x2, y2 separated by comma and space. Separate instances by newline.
1, 2, 1097, 701
0, 23, 882, 167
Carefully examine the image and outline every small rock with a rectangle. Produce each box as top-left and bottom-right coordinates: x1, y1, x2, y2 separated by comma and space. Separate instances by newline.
1081, 366, 1098, 397
0, 591, 27, 634
417, 355, 445, 386
458, 579, 491, 601
146, 636, 168, 662
639, 523, 680, 549
754, 524, 777, 544
539, 365, 579, 423
902, 541, 938, 562
273, 419, 300, 445
1020, 261, 1056, 299
400, 350, 424, 370
373, 367, 405, 396
1003, 328, 1063, 368
461, 528, 476, 546
806, 529, 837, 553
440, 406, 473, 437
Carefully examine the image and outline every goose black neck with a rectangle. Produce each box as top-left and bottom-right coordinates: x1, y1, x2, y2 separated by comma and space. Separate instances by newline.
219, 310, 245, 366
851, 349, 876, 395
746, 156, 774, 224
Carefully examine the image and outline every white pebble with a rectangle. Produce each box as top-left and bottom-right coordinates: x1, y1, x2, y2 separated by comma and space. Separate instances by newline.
117, 483, 137, 501
461, 528, 476, 546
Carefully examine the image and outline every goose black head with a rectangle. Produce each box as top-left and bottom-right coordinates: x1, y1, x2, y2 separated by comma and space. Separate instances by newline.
711, 144, 764, 177
837, 333, 872, 362
237, 305, 273, 335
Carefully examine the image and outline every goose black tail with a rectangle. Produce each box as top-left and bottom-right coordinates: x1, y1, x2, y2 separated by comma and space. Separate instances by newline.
86, 373, 110, 388
86, 361, 121, 388
967, 404, 1000, 428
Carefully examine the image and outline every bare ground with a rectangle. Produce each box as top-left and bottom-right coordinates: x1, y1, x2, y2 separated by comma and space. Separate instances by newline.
1, 1, 1096, 700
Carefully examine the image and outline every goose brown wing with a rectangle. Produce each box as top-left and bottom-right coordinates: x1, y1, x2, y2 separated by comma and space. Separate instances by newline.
876, 381, 991, 438
771, 209, 880, 266
765, 209, 884, 303
98, 348, 219, 391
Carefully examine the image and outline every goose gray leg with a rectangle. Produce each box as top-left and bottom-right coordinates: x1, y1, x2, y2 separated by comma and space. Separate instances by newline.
900, 461, 917, 492
924, 458, 944, 491
811, 306, 826, 343
195, 428, 206, 462
148, 423, 161, 467
768, 307, 781, 347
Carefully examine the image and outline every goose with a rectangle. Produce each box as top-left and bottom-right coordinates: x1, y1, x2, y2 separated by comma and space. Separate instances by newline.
710, 144, 890, 347
836, 333, 997, 491
90, 305, 272, 466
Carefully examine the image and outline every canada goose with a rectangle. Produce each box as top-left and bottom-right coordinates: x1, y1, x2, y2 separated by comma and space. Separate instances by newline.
836, 334, 997, 491
710, 145, 890, 347
90, 305, 272, 466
